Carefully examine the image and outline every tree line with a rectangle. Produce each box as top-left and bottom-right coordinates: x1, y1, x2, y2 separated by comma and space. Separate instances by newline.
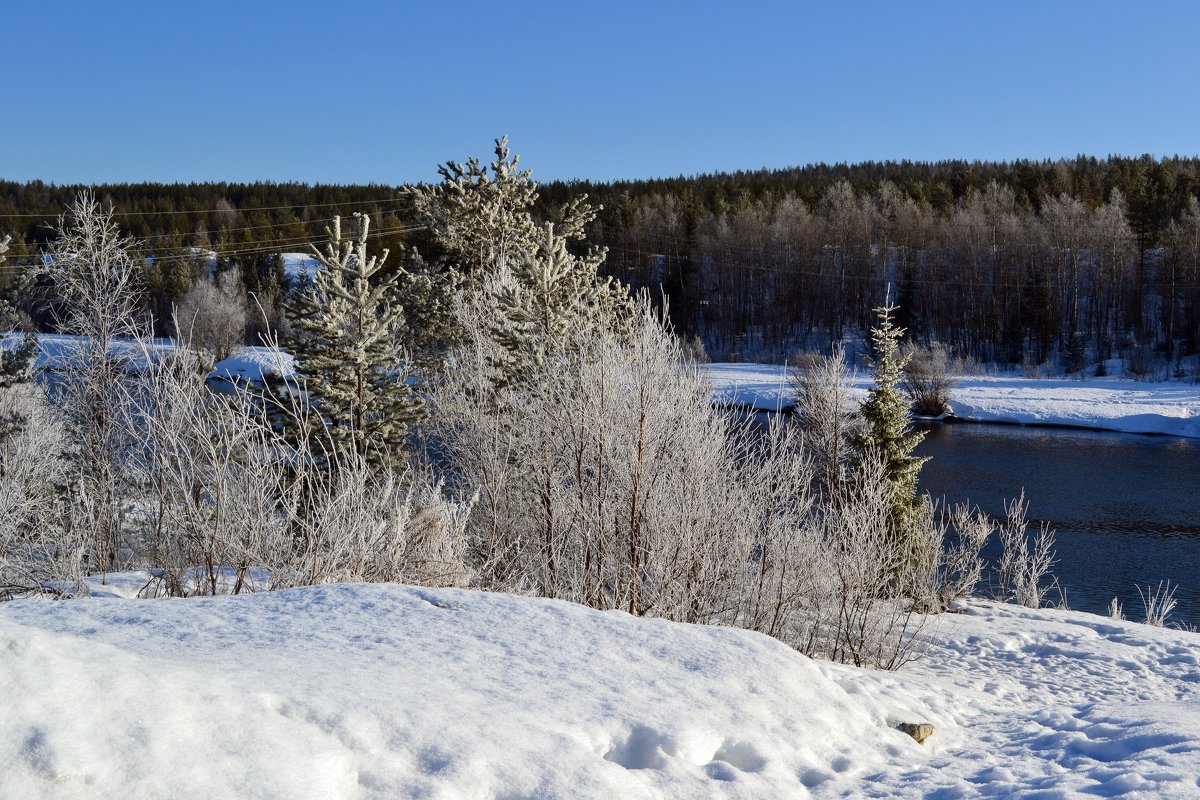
578, 156, 1200, 369
3, 153, 1200, 370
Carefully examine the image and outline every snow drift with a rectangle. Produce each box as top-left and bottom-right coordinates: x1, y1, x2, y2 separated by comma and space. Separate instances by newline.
5, 584, 1200, 798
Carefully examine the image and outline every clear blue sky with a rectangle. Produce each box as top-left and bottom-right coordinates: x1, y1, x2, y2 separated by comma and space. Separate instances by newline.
2, 0, 1198, 185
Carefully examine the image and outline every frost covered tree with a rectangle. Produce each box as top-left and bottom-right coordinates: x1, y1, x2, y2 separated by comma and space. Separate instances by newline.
408, 137, 630, 387
175, 269, 248, 361
46, 193, 147, 572
408, 136, 549, 279
852, 300, 928, 567
286, 214, 424, 468
491, 222, 630, 387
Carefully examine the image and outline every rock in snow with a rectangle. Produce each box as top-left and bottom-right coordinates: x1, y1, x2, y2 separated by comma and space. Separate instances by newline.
3, 584, 1200, 798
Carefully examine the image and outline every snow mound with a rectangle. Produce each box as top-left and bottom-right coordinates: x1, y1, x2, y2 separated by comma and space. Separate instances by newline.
5, 585, 1200, 796
210, 345, 295, 385
0, 584, 920, 799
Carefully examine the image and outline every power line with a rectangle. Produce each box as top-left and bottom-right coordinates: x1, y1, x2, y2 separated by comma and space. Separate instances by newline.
0, 223, 426, 272
0, 195, 406, 219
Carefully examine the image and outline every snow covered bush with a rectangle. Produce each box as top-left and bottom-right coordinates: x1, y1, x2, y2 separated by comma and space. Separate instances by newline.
1137, 581, 1178, 627
124, 345, 472, 596
124, 347, 291, 596
996, 493, 1057, 608
429, 297, 760, 619
0, 381, 83, 598
428, 295, 930, 668
174, 270, 248, 362
902, 340, 957, 416
790, 347, 861, 500
45, 193, 148, 573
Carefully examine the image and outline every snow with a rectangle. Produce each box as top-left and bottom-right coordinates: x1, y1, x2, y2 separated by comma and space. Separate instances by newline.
210, 345, 295, 386
2, 334, 295, 389
705, 362, 1200, 438
3, 583, 1199, 798
282, 251, 322, 283
17, 334, 180, 372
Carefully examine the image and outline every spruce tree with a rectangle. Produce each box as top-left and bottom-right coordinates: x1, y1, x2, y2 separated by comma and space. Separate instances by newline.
853, 300, 929, 560
286, 214, 424, 468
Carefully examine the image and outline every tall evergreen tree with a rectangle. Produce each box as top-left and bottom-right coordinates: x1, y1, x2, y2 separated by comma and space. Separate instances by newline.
286, 214, 424, 468
852, 300, 929, 561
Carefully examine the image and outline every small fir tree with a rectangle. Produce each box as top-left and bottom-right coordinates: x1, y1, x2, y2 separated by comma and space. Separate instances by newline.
853, 300, 929, 561
286, 214, 424, 468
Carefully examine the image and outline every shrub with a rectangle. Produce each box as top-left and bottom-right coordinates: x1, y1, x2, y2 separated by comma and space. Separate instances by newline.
902, 341, 957, 416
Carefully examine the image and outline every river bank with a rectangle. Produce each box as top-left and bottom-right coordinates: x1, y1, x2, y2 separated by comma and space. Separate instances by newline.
705, 362, 1200, 438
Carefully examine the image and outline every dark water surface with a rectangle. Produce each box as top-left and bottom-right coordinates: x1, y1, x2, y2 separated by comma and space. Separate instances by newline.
914, 421, 1200, 627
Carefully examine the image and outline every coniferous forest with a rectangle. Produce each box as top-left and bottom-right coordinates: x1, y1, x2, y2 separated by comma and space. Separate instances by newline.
3, 152, 1200, 372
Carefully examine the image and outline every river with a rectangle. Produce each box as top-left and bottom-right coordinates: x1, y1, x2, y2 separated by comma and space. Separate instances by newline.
914, 421, 1200, 628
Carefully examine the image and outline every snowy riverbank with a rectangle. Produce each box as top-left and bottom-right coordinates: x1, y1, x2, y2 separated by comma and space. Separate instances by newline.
705, 362, 1200, 438
3, 582, 1199, 798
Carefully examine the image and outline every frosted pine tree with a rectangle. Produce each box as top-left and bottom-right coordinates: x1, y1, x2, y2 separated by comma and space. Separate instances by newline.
409, 137, 631, 389
852, 300, 928, 562
407, 136, 544, 279
286, 214, 424, 468
491, 222, 629, 387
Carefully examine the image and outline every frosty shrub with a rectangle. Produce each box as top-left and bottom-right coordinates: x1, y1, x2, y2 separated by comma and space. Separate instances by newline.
429, 297, 760, 620
279, 449, 473, 591
429, 294, 931, 668
174, 270, 248, 362
902, 341, 957, 416
996, 492, 1057, 608
1108, 596, 1124, 620
46, 192, 148, 573
790, 347, 861, 500
907, 502, 993, 612
124, 347, 291, 596
125, 343, 473, 597
1137, 581, 1178, 627
0, 382, 83, 598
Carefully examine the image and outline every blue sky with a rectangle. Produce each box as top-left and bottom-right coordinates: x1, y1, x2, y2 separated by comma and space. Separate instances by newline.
2, 0, 1197, 185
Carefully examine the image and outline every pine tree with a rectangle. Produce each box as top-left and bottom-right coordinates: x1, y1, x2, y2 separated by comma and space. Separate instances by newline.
406, 136, 545, 279
852, 300, 929, 561
408, 137, 632, 391
286, 214, 424, 468
491, 222, 630, 387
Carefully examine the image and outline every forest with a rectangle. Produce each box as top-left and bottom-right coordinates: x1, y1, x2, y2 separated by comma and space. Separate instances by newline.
2, 153, 1200, 373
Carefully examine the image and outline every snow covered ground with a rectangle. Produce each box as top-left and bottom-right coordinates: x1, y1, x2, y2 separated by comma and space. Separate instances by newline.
282, 251, 322, 283
3, 582, 1199, 798
209, 345, 296, 387
705, 362, 1200, 438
